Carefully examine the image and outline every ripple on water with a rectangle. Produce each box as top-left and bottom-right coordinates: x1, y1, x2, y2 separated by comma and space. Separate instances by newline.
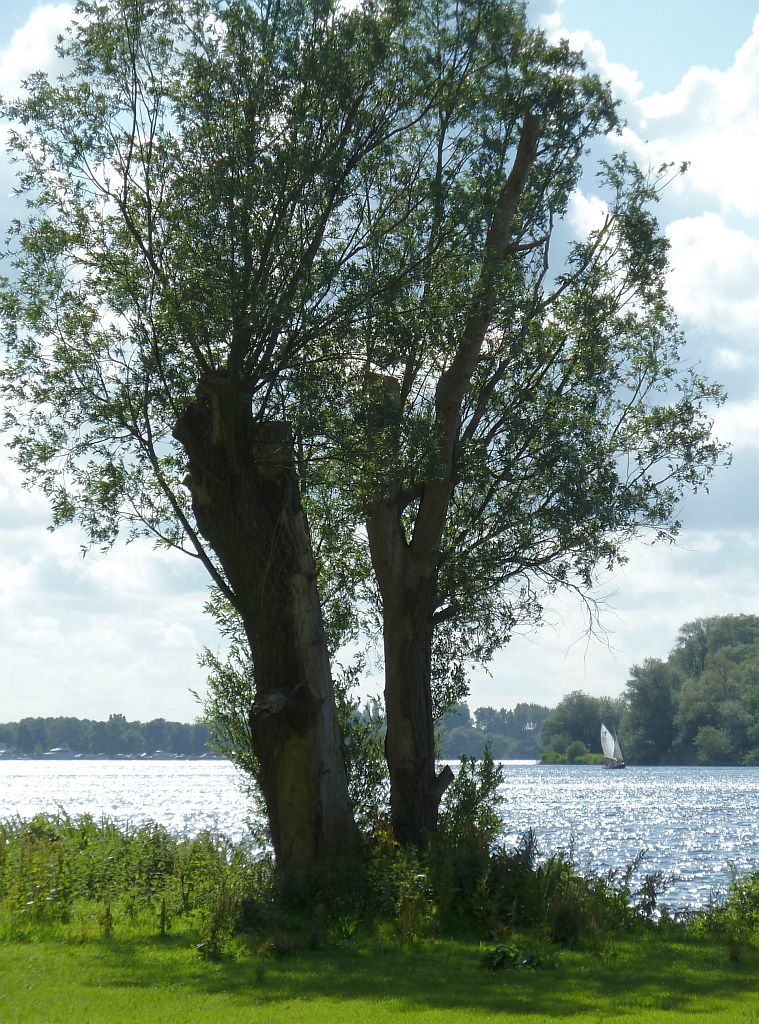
496, 763, 759, 908
1, 761, 758, 908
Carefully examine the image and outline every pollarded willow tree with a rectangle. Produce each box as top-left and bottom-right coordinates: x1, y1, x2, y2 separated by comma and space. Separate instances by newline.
0, 0, 444, 875
327, 18, 727, 841
1, 0, 725, 862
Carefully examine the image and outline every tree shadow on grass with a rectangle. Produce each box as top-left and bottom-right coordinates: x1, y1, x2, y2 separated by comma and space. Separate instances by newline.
86, 933, 759, 1018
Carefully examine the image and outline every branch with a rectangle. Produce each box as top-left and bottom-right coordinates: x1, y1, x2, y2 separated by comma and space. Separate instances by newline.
411, 113, 542, 558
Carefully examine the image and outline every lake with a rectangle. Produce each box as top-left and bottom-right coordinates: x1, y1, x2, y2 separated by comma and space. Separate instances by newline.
2, 760, 757, 910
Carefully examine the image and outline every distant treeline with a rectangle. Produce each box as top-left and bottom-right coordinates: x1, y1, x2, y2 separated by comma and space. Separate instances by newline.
436, 703, 551, 760
0, 713, 213, 757
442, 614, 759, 767
5, 615, 756, 765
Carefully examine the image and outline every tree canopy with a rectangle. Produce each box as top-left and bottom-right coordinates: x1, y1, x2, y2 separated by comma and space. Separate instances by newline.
536, 615, 759, 766
623, 615, 759, 765
1, 0, 728, 857
540, 689, 623, 760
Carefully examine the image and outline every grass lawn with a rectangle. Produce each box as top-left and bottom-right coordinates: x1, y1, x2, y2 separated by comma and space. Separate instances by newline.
2, 924, 758, 1024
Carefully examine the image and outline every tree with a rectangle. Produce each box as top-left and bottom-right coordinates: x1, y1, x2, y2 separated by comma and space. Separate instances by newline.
693, 725, 736, 766
673, 616, 759, 764
0, 0, 444, 874
621, 658, 681, 764
540, 690, 623, 756
620, 615, 759, 764
564, 739, 590, 764
322, 4, 725, 842
439, 703, 472, 731
1, 0, 726, 859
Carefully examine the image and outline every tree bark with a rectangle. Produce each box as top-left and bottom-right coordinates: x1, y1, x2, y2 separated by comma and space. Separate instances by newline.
364, 116, 540, 845
366, 499, 453, 846
174, 371, 358, 874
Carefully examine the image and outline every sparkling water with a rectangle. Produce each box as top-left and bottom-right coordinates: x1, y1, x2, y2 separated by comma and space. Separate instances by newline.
2, 759, 757, 909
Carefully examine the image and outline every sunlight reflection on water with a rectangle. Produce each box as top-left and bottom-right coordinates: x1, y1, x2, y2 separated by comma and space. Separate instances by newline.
1, 760, 757, 909
0, 760, 252, 843
495, 763, 759, 909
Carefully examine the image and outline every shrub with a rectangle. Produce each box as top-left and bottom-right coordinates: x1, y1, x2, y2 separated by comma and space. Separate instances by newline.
428, 748, 505, 924
0, 812, 271, 943
693, 867, 759, 958
565, 740, 589, 763
0, 807, 683, 953
365, 826, 436, 941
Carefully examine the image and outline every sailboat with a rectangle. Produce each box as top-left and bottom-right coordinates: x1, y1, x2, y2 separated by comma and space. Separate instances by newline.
600, 723, 625, 769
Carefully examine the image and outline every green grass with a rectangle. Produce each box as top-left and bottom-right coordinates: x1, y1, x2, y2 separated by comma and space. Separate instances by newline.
2, 923, 758, 1023
2, 811, 758, 1022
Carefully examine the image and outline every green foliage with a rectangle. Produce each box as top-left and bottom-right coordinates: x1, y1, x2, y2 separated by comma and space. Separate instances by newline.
565, 740, 589, 763
692, 868, 759, 959
540, 750, 567, 764
528, 610, 759, 765
198, 660, 257, 766
8, 807, 758, 983
484, 835, 675, 945
0, 0, 730, 860
540, 691, 624, 758
428, 750, 505, 922
438, 703, 550, 760
436, 750, 506, 852
364, 830, 437, 942
0, 812, 271, 946
0, 0, 728, 764
333, 663, 389, 833
481, 940, 555, 970
0, 714, 213, 757
620, 658, 682, 764
621, 614, 759, 765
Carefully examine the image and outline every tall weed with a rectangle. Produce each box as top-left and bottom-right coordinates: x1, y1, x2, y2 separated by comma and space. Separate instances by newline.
428, 749, 505, 923
691, 867, 759, 959
0, 812, 270, 946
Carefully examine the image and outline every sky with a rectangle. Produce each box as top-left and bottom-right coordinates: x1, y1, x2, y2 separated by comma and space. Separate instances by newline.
1, 0, 759, 724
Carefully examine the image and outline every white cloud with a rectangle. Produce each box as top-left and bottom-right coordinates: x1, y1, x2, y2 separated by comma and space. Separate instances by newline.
567, 189, 609, 238
0, 4, 73, 99
665, 212, 759, 337
527, 0, 563, 32
0, 440, 219, 722
714, 347, 751, 372
153, 621, 201, 650
0, 6, 222, 724
630, 17, 759, 219
712, 397, 759, 450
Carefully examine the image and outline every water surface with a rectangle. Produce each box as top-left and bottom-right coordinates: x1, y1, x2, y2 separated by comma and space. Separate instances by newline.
497, 763, 759, 909
2, 760, 757, 909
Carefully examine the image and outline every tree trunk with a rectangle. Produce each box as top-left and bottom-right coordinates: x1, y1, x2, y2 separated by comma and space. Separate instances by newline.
366, 501, 453, 846
382, 579, 454, 846
174, 371, 358, 875
363, 117, 540, 845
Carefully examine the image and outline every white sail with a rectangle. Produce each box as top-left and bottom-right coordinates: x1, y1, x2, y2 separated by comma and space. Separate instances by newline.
600, 723, 616, 761
613, 733, 624, 762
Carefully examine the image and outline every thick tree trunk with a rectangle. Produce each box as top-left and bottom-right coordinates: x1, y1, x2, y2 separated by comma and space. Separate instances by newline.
366, 501, 453, 846
364, 117, 540, 845
382, 580, 454, 846
174, 372, 358, 874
